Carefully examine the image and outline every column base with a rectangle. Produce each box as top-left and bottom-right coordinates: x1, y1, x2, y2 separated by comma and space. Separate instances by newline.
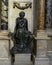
35, 57, 50, 65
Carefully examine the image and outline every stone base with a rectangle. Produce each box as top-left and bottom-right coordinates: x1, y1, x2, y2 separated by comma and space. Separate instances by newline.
35, 57, 50, 65
14, 54, 32, 65
0, 58, 11, 65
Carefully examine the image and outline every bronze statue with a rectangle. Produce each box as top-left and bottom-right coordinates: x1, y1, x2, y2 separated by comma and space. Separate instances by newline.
9, 11, 36, 65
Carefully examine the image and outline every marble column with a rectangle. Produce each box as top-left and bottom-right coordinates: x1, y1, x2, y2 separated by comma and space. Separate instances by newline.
38, 0, 45, 30
35, 0, 50, 65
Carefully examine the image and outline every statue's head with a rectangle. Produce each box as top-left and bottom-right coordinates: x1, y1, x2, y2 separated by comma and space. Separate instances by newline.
19, 11, 25, 18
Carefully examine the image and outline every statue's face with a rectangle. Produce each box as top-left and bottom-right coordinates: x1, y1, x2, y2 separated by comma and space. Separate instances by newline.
19, 12, 25, 18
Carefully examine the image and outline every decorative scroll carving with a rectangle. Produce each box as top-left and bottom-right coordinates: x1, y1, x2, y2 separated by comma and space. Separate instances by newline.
38, 0, 45, 30
45, 0, 52, 29
13, 2, 32, 10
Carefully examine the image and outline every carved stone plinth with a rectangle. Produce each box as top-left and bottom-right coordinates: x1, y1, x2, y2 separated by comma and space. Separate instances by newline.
14, 54, 32, 65
35, 30, 50, 65
0, 34, 11, 65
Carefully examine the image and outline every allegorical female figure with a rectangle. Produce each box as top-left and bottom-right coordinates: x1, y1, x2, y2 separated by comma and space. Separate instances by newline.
9, 11, 35, 65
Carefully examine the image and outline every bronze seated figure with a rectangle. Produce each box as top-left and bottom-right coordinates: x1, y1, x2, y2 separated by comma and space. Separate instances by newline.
9, 11, 36, 65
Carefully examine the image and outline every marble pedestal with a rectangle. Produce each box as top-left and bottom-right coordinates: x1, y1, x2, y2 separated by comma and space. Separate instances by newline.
0, 33, 11, 65
46, 28, 52, 65
14, 54, 32, 65
35, 30, 50, 65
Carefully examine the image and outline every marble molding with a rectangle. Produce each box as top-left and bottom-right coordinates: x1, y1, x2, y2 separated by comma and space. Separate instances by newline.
35, 30, 50, 65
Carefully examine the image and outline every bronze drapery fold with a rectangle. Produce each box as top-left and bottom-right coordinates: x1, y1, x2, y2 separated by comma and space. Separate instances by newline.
38, 0, 45, 30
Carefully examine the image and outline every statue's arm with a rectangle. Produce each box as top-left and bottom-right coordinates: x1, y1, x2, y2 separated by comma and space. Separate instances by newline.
13, 18, 19, 38
14, 18, 19, 32
15, 18, 19, 30
26, 19, 28, 30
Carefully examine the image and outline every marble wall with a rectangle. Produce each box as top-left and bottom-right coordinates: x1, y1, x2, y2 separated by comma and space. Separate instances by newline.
8, 0, 34, 33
